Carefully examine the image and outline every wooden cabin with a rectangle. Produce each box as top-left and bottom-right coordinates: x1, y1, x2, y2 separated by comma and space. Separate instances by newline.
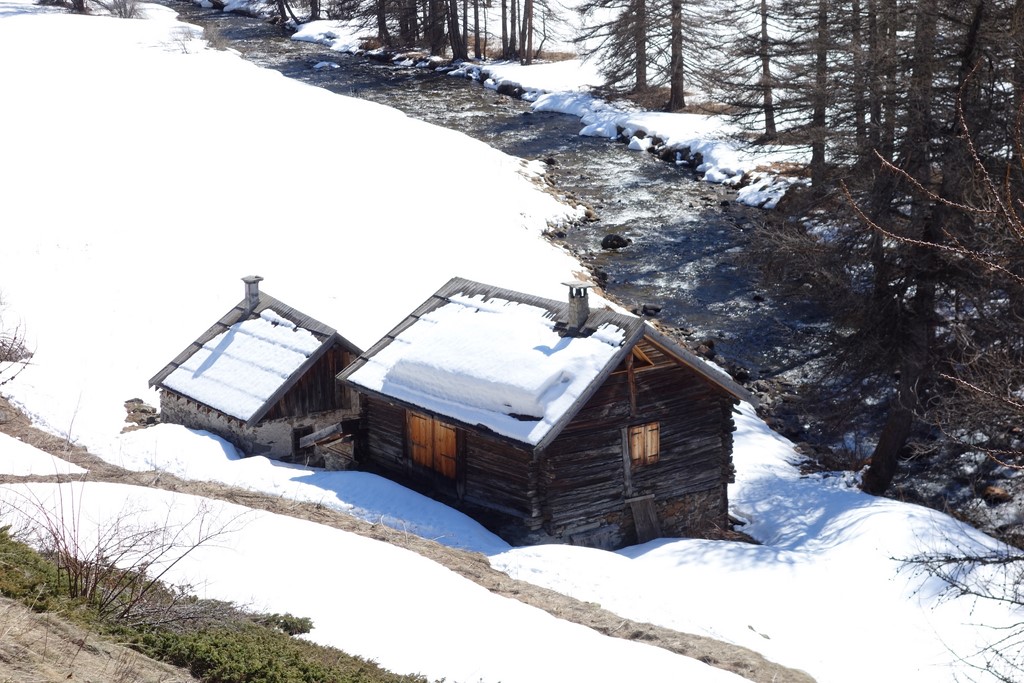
149, 276, 362, 467
337, 277, 753, 549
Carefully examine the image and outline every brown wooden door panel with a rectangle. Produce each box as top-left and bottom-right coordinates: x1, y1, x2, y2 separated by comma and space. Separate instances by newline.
407, 410, 459, 479
434, 421, 458, 479
407, 411, 433, 469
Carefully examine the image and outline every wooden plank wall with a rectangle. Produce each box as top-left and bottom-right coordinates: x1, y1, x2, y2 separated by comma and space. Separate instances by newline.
463, 433, 537, 521
361, 397, 408, 477
266, 348, 355, 420
359, 397, 536, 521
357, 334, 737, 546
542, 336, 736, 537
542, 373, 631, 532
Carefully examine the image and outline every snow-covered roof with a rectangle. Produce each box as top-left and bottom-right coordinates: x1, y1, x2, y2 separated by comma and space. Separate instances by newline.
161, 308, 322, 421
150, 288, 360, 425
340, 278, 749, 449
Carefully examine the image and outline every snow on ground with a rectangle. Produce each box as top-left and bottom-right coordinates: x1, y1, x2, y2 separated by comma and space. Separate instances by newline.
494, 405, 1024, 681
0, 0, 586, 451
0, 432, 86, 476
1, 3, 1022, 683
111, 422, 510, 554
0, 480, 746, 683
293, 13, 810, 208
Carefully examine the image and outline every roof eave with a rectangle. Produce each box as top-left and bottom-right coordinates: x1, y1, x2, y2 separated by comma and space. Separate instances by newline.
345, 381, 539, 451
337, 276, 650, 452
641, 325, 757, 406
245, 333, 352, 426
531, 323, 646, 452
151, 289, 360, 415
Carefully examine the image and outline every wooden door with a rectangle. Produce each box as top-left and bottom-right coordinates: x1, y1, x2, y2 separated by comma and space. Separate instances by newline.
407, 410, 458, 479
407, 411, 433, 469
433, 421, 458, 479
628, 496, 662, 543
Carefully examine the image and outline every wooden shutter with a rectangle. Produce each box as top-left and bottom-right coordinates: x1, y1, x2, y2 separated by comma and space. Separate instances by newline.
628, 424, 646, 466
628, 422, 660, 466
644, 422, 660, 464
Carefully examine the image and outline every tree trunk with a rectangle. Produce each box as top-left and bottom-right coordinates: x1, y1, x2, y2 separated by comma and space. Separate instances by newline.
519, 0, 533, 64
759, 0, 776, 136
867, 0, 896, 159
863, 0, 940, 494
448, 0, 468, 60
399, 0, 418, 44
474, 0, 481, 58
861, 288, 932, 493
634, 0, 647, 91
377, 0, 391, 44
526, 0, 534, 61
501, 0, 508, 57
850, 0, 866, 146
810, 0, 828, 188
428, 0, 446, 54
510, 0, 518, 59
1014, 0, 1024, 134
670, 0, 685, 110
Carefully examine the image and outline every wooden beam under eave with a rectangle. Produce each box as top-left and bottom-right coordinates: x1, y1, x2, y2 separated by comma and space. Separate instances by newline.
626, 351, 638, 417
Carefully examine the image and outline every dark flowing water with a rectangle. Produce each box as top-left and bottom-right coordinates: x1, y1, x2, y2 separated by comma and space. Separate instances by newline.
168, 2, 829, 380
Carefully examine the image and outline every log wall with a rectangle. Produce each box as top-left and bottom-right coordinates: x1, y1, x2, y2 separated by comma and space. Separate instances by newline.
264, 348, 356, 421
359, 397, 537, 524
540, 337, 737, 546
355, 335, 738, 550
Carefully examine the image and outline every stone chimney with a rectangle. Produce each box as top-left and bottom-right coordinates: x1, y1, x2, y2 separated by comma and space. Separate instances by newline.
242, 275, 263, 311
563, 281, 592, 336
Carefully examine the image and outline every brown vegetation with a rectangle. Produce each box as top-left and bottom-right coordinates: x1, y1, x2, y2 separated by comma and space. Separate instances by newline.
0, 595, 198, 683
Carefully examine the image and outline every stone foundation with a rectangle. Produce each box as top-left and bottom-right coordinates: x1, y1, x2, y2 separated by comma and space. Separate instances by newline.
158, 392, 352, 465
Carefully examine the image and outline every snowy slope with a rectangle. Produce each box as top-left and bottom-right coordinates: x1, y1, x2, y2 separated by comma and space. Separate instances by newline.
0, 3, 1021, 682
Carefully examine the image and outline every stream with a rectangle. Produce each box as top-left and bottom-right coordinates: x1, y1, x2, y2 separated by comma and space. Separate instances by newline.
165, 1, 829, 382
159, 1, 1024, 545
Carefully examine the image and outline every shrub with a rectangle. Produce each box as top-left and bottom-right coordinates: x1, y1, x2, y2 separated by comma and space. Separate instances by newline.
138, 623, 427, 683
0, 525, 61, 612
0, 509, 426, 683
93, 0, 140, 18
260, 612, 315, 636
9, 486, 239, 626
0, 293, 31, 388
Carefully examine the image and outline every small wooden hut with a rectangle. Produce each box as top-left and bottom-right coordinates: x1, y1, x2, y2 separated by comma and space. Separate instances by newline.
150, 276, 362, 466
337, 277, 753, 549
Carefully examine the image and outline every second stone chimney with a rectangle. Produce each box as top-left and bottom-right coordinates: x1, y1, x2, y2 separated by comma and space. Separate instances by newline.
563, 281, 592, 336
242, 275, 264, 311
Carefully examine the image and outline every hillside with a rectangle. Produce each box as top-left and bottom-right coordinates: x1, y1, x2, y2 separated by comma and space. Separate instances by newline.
1, 1, 1022, 681
0, 594, 199, 683
0, 395, 811, 683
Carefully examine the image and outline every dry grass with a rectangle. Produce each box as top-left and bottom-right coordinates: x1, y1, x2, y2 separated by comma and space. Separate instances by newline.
0, 596, 197, 683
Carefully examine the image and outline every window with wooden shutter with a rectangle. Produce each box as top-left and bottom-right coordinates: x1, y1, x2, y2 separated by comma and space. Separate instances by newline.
406, 410, 459, 479
628, 422, 660, 466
